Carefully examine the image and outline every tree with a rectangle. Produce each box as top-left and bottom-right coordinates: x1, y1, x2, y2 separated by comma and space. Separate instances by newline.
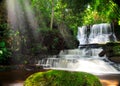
82, 0, 120, 25
50, 0, 54, 29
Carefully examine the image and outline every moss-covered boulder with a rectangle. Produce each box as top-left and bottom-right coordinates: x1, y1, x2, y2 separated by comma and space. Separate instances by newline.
24, 70, 102, 86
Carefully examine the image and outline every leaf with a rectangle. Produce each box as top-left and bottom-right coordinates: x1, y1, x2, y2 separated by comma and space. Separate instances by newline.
0, 41, 5, 48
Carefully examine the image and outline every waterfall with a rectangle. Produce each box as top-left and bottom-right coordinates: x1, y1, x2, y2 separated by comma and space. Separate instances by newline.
77, 23, 117, 46
89, 23, 117, 44
77, 26, 88, 45
38, 23, 120, 74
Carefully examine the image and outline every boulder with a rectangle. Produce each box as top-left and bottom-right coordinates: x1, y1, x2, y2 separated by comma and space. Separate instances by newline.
24, 70, 102, 86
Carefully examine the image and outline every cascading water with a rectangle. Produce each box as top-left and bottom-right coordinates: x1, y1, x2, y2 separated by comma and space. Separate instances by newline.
39, 23, 120, 74
77, 23, 117, 45
88, 23, 117, 44
77, 26, 88, 45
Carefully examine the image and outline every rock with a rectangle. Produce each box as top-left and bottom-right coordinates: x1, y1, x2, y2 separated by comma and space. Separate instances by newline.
108, 56, 120, 63
99, 51, 106, 57
24, 70, 102, 86
99, 42, 120, 63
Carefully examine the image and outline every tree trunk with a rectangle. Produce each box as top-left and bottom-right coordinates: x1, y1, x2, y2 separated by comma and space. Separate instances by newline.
50, 0, 54, 30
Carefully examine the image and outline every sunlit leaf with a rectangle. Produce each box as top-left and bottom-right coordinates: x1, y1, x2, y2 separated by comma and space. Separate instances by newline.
0, 50, 3, 55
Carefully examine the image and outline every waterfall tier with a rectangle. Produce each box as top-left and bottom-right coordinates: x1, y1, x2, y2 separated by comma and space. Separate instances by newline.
38, 23, 120, 74
39, 49, 120, 74
77, 23, 117, 46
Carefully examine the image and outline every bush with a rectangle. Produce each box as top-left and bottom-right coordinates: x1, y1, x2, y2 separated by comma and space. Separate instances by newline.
113, 45, 120, 55
41, 29, 66, 54
24, 70, 102, 86
0, 41, 11, 65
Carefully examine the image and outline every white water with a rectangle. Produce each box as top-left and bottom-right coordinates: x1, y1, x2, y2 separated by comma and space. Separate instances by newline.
77, 23, 117, 45
59, 48, 103, 57
39, 23, 120, 74
77, 26, 88, 45
41, 57, 119, 74
89, 23, 117, 44
40, 49, 120, 74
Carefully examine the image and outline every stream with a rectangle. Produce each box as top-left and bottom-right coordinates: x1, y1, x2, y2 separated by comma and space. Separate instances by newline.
0, 69, 120, 86
0, 68, 46, 86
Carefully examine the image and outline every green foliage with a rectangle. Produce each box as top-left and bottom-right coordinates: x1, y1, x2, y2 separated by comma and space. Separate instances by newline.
24, 70, 102, 86
41, 29, 65, 54
0, 2, 11, 64
31, 0, 89, 36
54, 0, 67, 22
0, 23, 8, 38
0, 3, 11, 64
103, 42, 120, 57
31, 0, 50, 28
0, 41, 11, 65
0, 41, 5, 47
119, 19, 120, 25
60, 0, 93, 36
113, 45, 120, 55
31, 0, 58, 28
31, 43, 47, 54
82, 0, 119, 25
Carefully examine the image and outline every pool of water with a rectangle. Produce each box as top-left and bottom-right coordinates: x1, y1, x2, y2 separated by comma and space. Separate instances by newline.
0, 69, 120, 86
0, 68, 46, 86
98, 74, 120, 86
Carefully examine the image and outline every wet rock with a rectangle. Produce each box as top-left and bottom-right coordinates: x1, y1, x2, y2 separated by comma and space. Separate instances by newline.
99, 51, 106, 57
108, 56, 120, 63
99, 42, 120, 63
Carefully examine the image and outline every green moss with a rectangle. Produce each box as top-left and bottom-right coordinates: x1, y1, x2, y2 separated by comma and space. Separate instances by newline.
24, 70, 102, 86
113, 45, 120, 55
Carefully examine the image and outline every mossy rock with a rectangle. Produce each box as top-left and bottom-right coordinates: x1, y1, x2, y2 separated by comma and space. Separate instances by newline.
24, 70, 102, 86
